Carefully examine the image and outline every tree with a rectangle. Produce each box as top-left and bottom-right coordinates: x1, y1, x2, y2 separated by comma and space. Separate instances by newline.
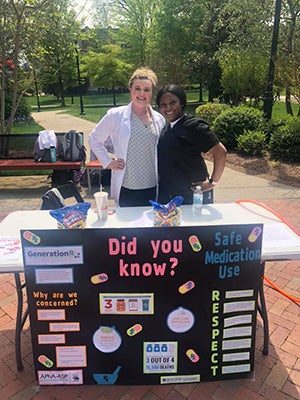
81, 44, 132, 104
30, 1, 82, 107
0, 0, 82, 135
219, 49, 268, 105
278, 0, 300, 115
0, 0, 49, 134
110, 0, 157, 67
98, 0, 206, 87
196, 0, 229, 102
218, 0, 273, 53
197, 0, 274, 102
151, 0, 205, 86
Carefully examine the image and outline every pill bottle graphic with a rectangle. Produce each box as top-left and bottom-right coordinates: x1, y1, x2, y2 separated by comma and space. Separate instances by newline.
142, 299, 149, 311
116, 299, 125, 312
129, 299, 138, 311
154, 344, 160, 352
161, 344, 168, 352
146, 344, 153, 352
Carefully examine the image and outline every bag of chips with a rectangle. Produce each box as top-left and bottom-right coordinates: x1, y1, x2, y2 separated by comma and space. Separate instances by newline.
49, 202, 91, 229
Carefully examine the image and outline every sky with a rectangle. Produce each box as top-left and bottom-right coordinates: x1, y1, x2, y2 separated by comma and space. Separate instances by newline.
74, 0, 97, 26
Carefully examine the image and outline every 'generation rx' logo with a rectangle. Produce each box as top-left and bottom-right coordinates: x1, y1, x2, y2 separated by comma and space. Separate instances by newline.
24, 246, 83, 266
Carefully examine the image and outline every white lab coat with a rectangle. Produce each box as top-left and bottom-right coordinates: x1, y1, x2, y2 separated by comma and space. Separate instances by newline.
88, 102, 165, 206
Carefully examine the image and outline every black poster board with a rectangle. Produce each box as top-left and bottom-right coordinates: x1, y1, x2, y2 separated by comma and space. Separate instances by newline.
21, 224, 263, 386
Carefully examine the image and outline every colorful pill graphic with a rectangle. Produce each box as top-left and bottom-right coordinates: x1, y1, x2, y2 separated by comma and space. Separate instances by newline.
23, 231, 41, 245
90, 273, 108, 285
127, 323, 143, 336
186, 349, 199, 363
248, 226, 262, 243
38, 355, 53, 368
179, 280, 195, 294
188, 235, 202, 252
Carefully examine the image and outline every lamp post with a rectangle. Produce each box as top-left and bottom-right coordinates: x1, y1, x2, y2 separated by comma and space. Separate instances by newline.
33, 69, 41, 112
74, 40, 85, 115
263, 0, 282, 120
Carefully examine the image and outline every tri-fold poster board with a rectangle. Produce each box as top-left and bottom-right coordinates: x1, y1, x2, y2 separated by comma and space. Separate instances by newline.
21, 223, 263, 386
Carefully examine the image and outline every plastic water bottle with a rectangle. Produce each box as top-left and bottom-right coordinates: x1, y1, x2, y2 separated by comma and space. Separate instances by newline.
193, 185, 203, 216
50, 146, 57, 162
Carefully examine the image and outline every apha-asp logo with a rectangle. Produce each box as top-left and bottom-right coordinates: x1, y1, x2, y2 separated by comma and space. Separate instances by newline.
38, 369, 83, 385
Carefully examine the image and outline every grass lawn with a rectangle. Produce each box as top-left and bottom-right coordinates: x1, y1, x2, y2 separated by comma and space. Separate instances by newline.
4, 91, 298, 177
22, 90, 205, 129
10, 91, 299, 135
271, 100, 299, 120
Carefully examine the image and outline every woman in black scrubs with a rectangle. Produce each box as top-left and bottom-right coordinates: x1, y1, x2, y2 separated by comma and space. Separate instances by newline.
156, 85, 227, 204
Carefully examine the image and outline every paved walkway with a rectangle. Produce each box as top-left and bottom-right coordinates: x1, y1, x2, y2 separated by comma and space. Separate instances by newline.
0, 111, 299, 400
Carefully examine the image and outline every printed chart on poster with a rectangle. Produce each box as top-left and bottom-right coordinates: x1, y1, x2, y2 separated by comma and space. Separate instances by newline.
21, 224, 263, 386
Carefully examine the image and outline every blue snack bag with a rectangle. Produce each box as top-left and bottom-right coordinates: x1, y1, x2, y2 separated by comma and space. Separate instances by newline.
50, 202, 91, 229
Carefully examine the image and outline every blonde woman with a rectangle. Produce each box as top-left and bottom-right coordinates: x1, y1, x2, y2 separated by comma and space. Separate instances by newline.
89, 67, 165, 207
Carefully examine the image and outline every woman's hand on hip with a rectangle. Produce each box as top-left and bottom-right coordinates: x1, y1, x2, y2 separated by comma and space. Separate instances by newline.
108, 158, 125, 170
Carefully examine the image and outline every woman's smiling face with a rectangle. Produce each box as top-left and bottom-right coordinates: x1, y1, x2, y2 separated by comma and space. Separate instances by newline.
158, 92, 184, 122
130, 79, 153, 108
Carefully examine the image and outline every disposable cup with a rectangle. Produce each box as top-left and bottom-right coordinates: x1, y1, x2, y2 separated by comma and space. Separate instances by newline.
94, 191, 108, 221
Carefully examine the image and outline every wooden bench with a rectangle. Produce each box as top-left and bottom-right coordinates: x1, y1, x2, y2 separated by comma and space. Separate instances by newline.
0, 159, 82, 171
0, 132, 83, 175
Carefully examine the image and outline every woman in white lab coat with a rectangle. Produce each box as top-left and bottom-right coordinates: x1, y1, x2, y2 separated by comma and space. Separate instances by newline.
88, 67, 165, 207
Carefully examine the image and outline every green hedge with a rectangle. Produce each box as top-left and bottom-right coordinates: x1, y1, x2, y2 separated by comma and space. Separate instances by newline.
213, 106, 266, 149
269, 117, 300, 162
195, 103, 229, 126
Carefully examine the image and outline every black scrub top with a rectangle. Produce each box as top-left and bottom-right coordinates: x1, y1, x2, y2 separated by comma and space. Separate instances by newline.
158, 114, 219, 204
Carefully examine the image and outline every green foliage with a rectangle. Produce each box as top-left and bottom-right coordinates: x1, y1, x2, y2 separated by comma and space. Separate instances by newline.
218, 0, 273, 49
5, 92, 31, 120
195, 103, 230, 126
81, 45, 133, 105
237, 130, 266, 156
218, 49, 268, 105
13, 99, 31, 120
151, 0, 205, 85
0, 0, 82, 133
213, 106, 265, 149
111, 0, 156, 67
269, 117, 300, 162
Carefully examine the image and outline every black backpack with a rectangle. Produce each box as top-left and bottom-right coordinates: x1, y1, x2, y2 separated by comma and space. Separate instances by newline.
60, 130, 86, 162
41, 188, 64, 210
33, 140, 51, 162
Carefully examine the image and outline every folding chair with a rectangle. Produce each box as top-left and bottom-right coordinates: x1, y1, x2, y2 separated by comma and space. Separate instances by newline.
41, 181, 84, 210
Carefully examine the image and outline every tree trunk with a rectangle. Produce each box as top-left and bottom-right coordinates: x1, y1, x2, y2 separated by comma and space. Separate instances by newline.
198, 80, 203, 102
57, 55, 65, 107
112, 83, 116, 106
285, 87, 293, 116
0, 68, 5, 135
284, 1, 297, 116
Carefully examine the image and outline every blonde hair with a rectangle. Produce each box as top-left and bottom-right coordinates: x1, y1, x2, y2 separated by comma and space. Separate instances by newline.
128, 67, 158, 89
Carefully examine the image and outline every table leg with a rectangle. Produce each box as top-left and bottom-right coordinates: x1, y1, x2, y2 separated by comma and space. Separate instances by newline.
257, 262, 269, 355
14, 273, 29, 371
87, 168, 92, 194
